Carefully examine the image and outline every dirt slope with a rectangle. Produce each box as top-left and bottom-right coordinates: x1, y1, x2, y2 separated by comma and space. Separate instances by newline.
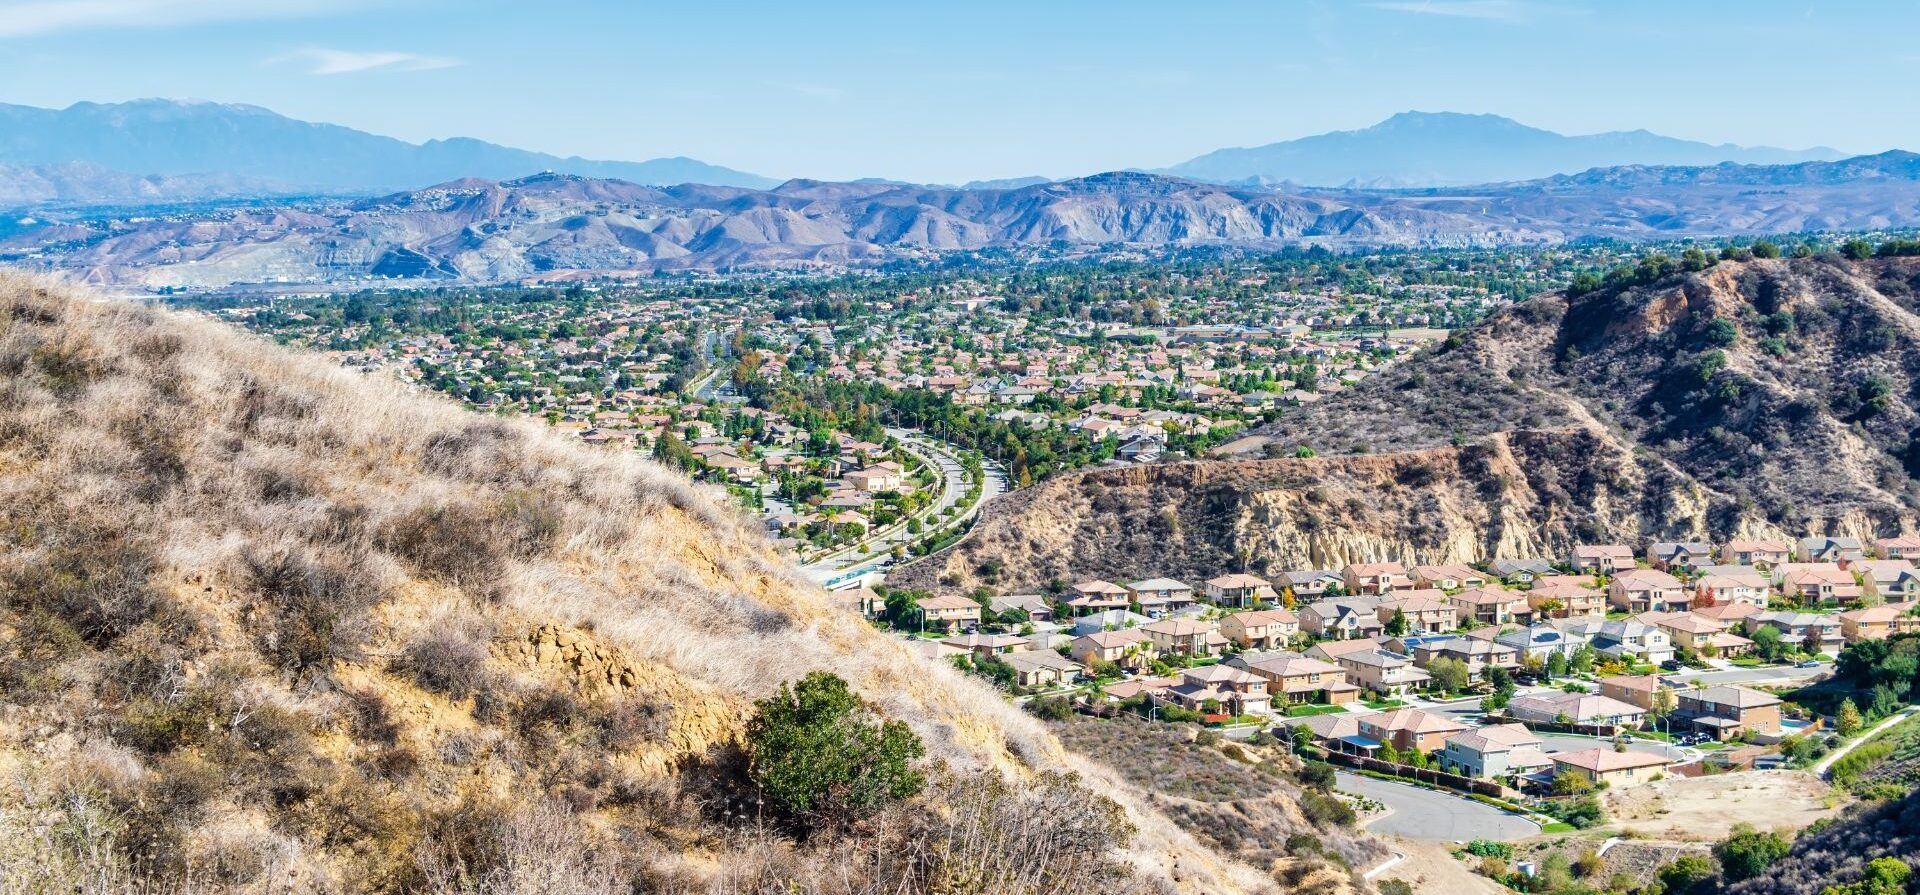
0, 275, 1292, 895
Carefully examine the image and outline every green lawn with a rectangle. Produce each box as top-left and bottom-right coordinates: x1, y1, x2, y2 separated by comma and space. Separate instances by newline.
1364, 699, 1409, 710
1696, 741, 1728, 751
1286, 703, 1350, 717
1539, 822, 1577, 834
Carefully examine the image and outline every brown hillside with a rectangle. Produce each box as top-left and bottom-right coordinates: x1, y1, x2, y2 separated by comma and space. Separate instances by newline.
0, 275, 1295, 895
897, 255, 1920, 593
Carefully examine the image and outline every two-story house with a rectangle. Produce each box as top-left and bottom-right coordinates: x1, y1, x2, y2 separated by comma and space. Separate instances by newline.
1839, 601, 1920, 642
1608, 568, 1690, 613
1527, 581, 1607, 618
1065, 579, 1130, 614
1125, 577, 1197, 616
1219, 608, 1300, 650
1375, 592, 1459, 634
1571, 544, 1636, 575
1342, 562, 1416, 596
1721, 540, 1792, 570
1358, 708, 1468, 755
1204, 573, 1276, 608
1413, 564, 1487, 592
1226, 652, 1359, 707
1413, 637, 1519, 681
1675, 685, 1783, 740
1648, 541, 1714, 571
1140, 617, 1221, 658
1300, 597, 1386, 640
1797, 536, 1866, 565
1440, 723, 1552, 780
1447, 586, 1533, 626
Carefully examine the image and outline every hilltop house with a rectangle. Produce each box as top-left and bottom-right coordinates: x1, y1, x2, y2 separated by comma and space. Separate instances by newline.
1066, 579, 1131, 614
1675, 685, 1783, 739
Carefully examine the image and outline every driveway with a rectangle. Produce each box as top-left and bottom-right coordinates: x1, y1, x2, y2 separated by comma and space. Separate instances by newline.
1660, 665, 1825, 688
1535, 733, 1695, 764
1336, 771, 1538, 842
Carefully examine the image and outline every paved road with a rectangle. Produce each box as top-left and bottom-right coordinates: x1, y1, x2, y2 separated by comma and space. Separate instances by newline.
802, 428, 1007, 581
1336, 771, 1538, 842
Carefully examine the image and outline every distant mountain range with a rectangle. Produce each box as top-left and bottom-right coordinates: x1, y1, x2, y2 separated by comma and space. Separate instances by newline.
13, 151, 1920, 290
0, 99, 779, 196
1161, 111, 1844, 187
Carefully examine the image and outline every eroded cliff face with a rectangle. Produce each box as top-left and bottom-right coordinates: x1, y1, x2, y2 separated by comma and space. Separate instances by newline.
895, 427, 1765, 594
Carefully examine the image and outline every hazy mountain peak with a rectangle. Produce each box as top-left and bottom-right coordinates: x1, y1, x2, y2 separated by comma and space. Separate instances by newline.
1164, 111, 1842, 187
0, 98, 779, 198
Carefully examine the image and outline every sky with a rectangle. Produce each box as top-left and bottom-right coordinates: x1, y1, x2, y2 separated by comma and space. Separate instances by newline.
1, 0, 1916, 183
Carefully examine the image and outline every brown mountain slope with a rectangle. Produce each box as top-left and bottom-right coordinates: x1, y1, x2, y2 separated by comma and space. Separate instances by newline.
0, 275, 1302, 895
896, 255, 1920, 592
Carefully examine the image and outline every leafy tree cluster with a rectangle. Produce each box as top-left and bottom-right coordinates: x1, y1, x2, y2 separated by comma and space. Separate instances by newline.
745, 671, 927, 830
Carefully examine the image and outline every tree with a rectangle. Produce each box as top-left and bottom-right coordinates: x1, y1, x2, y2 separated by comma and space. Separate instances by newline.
1713, 823, 1791, 882
1843, 239, 1877, 260
1551, 770, 1597, 796
1824, 857, 1912, 895
1546, 651, 1569, 680
1384, 608, 1409, 637
1656, 854, 1717, 895
1651, 686, 1678, 723
1428, 656, 1470, 694
1836, 698, 1863, 735
1752, 624, 1788, 662
745, 671, 926, 829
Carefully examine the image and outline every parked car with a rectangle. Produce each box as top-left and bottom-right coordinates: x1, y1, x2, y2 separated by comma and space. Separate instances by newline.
1796, 660, 1823, 668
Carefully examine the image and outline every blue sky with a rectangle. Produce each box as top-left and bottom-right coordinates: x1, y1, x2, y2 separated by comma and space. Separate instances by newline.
1, 0, 1915, 182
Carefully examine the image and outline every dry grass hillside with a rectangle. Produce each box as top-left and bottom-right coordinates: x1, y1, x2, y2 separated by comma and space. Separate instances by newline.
0, 275, 1297, 895
898, 255, 1920, 593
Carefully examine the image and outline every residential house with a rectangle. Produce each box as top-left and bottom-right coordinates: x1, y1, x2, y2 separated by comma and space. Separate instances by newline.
1358, 708, 1469, 755
1694, 567, 1771, 607
1440, 724, 1552, 780
1204, 573, 1276, 608
1300, 597, 1386, 640
1227, 652, 1360, 706
834, 586, 884, 618
1376, 593, 1458, 634
1219, 609, 1300, 650
1779, 564, 1864, 605
1006, 645, 1082, 687
1648, 542, 1714, 571
917, 594, 982, 632
844, 466, 903, 493
1840, 601, 1920, 641
1797, 536, 1866, 565
1528, 582, 1607, 619
1496, 624, 1583, 662
1069, 629, 1151, 670
1125, 577, 1197, 616
1065, 579, 1131, 614
1695, 602, 1763, 625
1413, 637, 1519, 681
941, 633, 1026, 659
1608, 569, 1690, 613
1414, 564, 1487, 592
1279, 569, 1342, 600
1280, 713, 1363, 752
1140, 618, 1221, 658
1342, 563, 1416, 596
987, 594, 1052, 623
1571, 544, 1636, 575
1598, 674, 1672, 712
1448, 586, 1534, 626
1162, 665, 1271, 717
1330, 648, 1431, 697
1551, 749, 1670, 788
1721, 540, 1792, 570
1070, 609, 1152, 636
1874, 536, 1920, 560
1745, 611, 1845, 654
1591, 620, 1674, 665
1506, 691, 1647, 728
1643, 612, 1750, 658
1856, 560, 1920, 601
1675, 685, 1783, 739
1490, 558, 1558, 584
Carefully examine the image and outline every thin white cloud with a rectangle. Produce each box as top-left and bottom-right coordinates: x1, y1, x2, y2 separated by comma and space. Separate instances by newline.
0, 0, 351, 38
282, 47, 461, 75
1369, 0, 1533, 22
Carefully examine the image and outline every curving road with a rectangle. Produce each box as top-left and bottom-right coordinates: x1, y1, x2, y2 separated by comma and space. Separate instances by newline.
1337, 771, 1538, 842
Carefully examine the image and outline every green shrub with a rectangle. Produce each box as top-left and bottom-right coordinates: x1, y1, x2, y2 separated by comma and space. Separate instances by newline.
746, 671, 925, 829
